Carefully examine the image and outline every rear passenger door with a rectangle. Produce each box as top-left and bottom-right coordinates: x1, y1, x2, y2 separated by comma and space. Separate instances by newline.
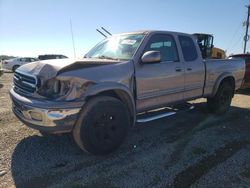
136, 34, 185, 111
178, 35, 205, 99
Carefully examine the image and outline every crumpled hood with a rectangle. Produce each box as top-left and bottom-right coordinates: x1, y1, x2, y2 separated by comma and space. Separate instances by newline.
17, 58, 120, 79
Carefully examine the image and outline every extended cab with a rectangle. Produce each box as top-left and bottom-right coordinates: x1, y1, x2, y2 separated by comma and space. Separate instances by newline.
10, 31, 245, 155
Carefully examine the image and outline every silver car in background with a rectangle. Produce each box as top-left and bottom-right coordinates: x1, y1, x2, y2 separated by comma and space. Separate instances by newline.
2, 57, 38, 72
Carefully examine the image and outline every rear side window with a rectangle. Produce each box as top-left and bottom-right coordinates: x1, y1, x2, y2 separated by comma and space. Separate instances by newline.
19, 58, 26, 62
179, 35, 198, 61
25, 58, 31, 62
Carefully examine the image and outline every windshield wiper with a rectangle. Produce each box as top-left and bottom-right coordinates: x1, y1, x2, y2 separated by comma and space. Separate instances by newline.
97, 55, 119, 60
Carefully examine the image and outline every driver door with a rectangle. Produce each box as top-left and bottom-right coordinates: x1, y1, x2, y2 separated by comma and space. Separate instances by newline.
135, 34, 185, 112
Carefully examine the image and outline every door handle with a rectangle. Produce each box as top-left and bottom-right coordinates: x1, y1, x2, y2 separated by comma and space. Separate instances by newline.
187, 68, 192, 71
175, 68, 182, 72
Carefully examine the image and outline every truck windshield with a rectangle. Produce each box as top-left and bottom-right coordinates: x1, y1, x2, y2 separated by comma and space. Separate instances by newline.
86, 34, 145, 61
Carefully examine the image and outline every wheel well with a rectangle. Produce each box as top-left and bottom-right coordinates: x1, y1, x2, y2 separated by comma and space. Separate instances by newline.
86, 90, 135, 125
220, 76, 235, 95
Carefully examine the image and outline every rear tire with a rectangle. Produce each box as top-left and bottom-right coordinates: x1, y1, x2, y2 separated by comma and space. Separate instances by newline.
73, 96, 130, 155
12, 65, 20, 72
207, 81, 234, 114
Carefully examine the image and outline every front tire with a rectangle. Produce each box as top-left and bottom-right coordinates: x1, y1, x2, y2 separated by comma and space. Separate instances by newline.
73, 96, 130, 155
207, 81, 234, 114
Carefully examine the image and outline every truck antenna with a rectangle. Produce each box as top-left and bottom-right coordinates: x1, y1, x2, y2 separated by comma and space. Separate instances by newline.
70, 18, 76, 58
96, 29, 107, 38
101, 27, 112, 36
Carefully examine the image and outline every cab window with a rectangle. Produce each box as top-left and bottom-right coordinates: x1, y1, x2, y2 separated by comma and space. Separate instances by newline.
179, 35, 198, 61
144, 34, 179, 62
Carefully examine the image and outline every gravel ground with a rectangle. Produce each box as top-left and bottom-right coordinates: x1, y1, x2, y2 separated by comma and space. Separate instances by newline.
0, 72, 250, 188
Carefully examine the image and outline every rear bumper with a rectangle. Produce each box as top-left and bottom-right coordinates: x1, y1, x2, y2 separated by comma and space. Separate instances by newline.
10, 89, 84, 133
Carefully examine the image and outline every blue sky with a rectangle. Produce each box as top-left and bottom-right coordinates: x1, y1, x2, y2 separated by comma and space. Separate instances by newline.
0, 0, 249, 58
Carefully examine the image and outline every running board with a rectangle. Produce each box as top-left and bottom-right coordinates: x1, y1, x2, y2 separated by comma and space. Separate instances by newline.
137, 111, 176, 123
136, 103, 194, 123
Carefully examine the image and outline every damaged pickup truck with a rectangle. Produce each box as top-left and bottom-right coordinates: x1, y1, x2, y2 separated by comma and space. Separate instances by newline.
10, 30, 245, 155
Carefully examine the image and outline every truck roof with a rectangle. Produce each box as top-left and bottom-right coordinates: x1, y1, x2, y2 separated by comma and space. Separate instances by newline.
114, 30, 193, 37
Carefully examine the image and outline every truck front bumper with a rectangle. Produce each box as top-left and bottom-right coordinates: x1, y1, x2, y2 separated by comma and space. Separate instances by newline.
10, 89, 84, 133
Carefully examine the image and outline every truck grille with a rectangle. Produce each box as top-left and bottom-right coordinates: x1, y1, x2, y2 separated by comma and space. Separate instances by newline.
13, 71, 37, 95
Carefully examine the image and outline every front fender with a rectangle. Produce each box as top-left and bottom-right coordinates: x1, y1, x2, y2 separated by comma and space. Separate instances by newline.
83, 82, 136, 125
84, 82, 132, 98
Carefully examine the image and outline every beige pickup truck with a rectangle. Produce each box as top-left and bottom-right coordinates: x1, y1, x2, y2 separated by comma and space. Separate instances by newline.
10, 30, 245, 155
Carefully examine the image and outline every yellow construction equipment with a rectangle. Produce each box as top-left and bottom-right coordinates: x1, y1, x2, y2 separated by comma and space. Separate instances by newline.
193, 33, 226, 59
211, 47, 226, 59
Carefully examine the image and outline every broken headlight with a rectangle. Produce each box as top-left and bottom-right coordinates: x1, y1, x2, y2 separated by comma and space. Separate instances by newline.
38, 78, 71, 99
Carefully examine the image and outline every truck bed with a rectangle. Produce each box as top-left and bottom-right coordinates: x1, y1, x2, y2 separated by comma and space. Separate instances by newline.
203, 58, 245, 97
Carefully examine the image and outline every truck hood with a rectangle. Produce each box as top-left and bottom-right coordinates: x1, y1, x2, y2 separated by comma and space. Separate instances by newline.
17, 58, 120, 79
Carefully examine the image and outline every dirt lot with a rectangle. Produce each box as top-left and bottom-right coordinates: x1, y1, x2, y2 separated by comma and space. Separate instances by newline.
0, 72, 250, 188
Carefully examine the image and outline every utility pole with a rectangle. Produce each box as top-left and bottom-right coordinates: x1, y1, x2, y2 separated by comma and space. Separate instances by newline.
243, 5, 250, 53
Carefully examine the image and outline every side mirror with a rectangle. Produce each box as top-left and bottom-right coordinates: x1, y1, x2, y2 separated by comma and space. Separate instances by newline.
141, 51, 161, 64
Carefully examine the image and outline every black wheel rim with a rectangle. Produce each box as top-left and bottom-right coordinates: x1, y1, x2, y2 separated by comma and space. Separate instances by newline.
92, 113, 120, 148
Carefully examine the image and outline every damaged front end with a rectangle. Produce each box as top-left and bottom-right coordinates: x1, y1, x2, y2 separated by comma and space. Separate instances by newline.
10, 56, 132, 134
37, 76, 93, 101
10, 67, 92, 133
